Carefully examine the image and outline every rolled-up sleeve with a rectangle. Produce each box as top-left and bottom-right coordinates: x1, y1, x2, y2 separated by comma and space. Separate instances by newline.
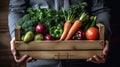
91, 0, 112, 40
8, 0, 28, 39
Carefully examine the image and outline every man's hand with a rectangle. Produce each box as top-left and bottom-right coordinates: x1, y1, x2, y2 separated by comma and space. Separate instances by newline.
87, 40, 109, 64
10, 37, 36, 63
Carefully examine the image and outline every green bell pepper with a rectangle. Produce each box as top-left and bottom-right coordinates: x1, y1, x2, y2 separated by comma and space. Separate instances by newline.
49, 25, 63, 38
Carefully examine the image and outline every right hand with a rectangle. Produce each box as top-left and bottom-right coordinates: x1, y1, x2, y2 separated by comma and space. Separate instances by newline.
10, 37, 36, 63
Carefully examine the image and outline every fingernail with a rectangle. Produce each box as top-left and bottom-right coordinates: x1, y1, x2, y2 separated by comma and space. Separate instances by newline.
30, 57, 32, 60
24, 55, 27, 56
87, 58, 91, 61
24, 55, 28, 57
93, 55, 97, 58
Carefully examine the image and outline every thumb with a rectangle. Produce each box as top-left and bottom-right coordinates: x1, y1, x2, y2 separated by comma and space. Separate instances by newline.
10, 37, 17, 56
103, 40, 109, 57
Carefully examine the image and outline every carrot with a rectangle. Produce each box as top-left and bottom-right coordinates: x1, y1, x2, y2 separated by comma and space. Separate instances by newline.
59, 8, 74, 40
65, 20, 82, 40
60, 21, 72, 40
65, 12, 88, 40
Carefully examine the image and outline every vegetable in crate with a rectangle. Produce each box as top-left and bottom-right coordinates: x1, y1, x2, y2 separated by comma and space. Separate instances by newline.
83, 16, 97, 32
84, 16, 99, 40
49, 25, 63, 39
60, 2, 87, 40
34, 34, 44, 41
27, 6, 65, 30
72, 29, 84, 40
23, 31, 34, 43
59, 8, 73, 40
65, 12, 89, 40
85, 27, 99, 40
18, 14, 36, 34
35, 24, 47, 34
18, 14, 30, 26
44, 34, 54, 40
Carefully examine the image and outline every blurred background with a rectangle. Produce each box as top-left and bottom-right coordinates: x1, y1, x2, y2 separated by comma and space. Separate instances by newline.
0, 0, 19, 67
0, 0, 120, 67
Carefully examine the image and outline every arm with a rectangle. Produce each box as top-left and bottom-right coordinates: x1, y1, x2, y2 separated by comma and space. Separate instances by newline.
8, 0, 35, 63
91, 0, 112, 40
8, 0, 27, 38
87, 0, 111, 63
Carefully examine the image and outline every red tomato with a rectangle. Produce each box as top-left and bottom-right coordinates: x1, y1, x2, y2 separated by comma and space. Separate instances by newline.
85, 27, 99, 40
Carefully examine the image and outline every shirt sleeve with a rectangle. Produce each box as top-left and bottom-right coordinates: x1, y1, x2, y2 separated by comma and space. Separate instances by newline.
91, 0, 112, 40
8, 0, 28, 39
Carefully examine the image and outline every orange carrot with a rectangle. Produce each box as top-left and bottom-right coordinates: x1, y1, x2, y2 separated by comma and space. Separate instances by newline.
60, 21, 72, 40
65, 12, 88, 40
60, 8, 74, 40
65, 20, 82, 40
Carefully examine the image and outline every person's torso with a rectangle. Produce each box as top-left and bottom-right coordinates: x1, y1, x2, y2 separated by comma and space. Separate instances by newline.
28, 0, 86, 10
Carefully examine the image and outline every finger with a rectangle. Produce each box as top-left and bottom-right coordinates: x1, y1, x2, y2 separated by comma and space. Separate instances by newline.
15, 55, 29, 63
105, 40, 109, 46
103, 40, 109, 56
11, 48, 16, 56
10, 37, 15, 50
30, 58, 37, 62
27, 58, 37, 62
25, 57, 33, 62
89, 56, 98, 63
87, 56, 100, 64
87, 57, 92, 62
91, 57, 100, 64
10, 37, 17, 56
93, 55, 100, 62
93, 55, 105, 63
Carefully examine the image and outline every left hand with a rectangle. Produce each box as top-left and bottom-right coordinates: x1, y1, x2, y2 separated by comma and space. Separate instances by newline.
87, 40, 109, 64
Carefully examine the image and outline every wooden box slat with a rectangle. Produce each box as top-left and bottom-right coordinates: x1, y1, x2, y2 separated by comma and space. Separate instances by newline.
96, 23, 105, 40
18, 50, 103, 59
15, 26, 21, 41
15, 40, 104, 50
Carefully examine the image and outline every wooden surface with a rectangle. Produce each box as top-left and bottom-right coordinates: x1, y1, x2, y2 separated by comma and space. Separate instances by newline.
96, 23, 105, 40
16, 40, 104, 60
16, 40, 104, 50
0, 1, 9, 32
18, 51, 103, 60
15, 26, 21, 41
0, 0, 25, 67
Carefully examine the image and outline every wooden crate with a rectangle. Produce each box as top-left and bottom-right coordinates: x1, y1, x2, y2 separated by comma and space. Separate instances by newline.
15, 23, 105, 59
